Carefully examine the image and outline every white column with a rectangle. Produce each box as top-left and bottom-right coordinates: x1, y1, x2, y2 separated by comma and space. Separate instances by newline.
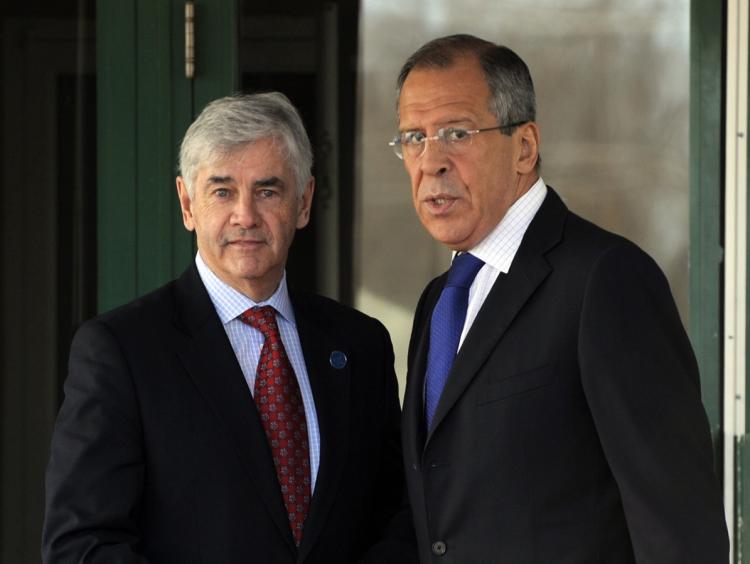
724, 0, 749, 557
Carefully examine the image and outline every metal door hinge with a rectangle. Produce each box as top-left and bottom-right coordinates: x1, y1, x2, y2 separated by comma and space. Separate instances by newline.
185, 2, 195, 79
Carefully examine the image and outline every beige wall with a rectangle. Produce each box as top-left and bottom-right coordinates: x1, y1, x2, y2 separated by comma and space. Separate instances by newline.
353, 1, 690, 397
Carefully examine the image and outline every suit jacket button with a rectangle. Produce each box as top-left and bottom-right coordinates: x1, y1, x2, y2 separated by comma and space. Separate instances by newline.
431, 540, 447, 556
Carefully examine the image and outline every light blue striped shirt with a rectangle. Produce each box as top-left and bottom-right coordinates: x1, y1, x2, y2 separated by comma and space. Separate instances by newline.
194, 253, 321, 490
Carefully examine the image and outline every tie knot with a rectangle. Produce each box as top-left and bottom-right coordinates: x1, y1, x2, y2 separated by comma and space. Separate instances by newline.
446, 253, 484, 289
239, 305, 279, 337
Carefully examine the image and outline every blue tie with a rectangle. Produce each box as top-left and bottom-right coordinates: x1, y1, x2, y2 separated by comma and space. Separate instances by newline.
424, 252, 485, 430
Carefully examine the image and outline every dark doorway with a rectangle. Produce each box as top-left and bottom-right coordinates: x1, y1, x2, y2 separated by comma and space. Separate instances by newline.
238, 0, 359, 304
0, 1, 97, 562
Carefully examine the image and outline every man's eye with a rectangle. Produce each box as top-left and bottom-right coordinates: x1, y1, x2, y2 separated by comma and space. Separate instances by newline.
214, 188, 229, 198
402, 131, 426, 145
259, 189, 277, 199
443, 128, 471, 142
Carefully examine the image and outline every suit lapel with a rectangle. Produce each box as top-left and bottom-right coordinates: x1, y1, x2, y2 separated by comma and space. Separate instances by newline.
290, 295, 351, 563
403, 277, 442, 461
172, 265, 296, 551
424, 189, 568, 445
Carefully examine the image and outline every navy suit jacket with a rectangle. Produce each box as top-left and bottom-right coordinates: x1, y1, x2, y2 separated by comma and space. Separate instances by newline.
402, 188, 728, 563
43, 263, 416, 563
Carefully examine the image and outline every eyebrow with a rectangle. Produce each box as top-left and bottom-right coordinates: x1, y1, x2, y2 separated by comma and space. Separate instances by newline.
400, 119, 474, 132
253, 176, 284, 188
203, 175, 285, 188
205, 175, 234, 186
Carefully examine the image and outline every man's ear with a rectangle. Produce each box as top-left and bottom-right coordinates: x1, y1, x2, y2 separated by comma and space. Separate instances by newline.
176, 177, 196, 231
515, 121, 541, 174
296, 177, 315, 229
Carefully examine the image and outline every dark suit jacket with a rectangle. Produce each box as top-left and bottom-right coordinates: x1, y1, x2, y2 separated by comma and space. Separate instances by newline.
402, 188, 728, 563
43, 263, 415, 564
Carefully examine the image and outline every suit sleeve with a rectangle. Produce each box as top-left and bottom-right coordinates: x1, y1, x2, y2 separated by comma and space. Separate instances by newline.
578, 242, 728, 563
42, 319, 150, 564
357, 321, 418, 564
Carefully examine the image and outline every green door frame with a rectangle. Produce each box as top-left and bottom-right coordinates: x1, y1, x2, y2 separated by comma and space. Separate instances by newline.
689, 0, 750, 560
97, 0, 236, 312
689, 0, 724, 457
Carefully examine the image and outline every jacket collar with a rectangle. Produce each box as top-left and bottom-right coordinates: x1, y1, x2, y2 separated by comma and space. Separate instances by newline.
405, 188, 569, 453
172, 268, 351, 559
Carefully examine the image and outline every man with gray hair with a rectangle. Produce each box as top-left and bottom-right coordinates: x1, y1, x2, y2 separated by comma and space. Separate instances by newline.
43, 92, 416, 563
393, 34, 727, 562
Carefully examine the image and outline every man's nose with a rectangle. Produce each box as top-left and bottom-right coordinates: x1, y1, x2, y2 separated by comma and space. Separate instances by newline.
231, 192, 260, 228
419, 138, 451, 176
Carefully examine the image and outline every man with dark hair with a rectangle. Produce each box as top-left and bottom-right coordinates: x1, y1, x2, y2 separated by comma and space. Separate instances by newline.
392, 34, 727, 563
43, 92, 416, 564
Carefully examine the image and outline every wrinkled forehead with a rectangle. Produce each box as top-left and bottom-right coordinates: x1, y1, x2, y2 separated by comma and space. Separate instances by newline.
195, 138, 292, 181
206, 136, 285, 166
398, 60, 494, 129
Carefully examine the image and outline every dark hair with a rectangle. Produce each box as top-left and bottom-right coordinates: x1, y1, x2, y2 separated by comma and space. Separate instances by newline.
397, 34, 536, 136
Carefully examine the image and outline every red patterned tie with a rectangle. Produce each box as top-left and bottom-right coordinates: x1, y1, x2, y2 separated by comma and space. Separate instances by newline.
240, 306, 311, 546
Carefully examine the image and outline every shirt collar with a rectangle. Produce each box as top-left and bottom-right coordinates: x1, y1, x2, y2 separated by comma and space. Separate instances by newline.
467, 177, 547, 273
194, 252, 296, 326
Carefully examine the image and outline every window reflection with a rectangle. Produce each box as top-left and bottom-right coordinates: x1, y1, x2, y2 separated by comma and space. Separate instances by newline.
356, 1, 690, 388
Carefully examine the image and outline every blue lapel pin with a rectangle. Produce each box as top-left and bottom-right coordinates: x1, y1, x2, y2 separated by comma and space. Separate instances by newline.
329, 351, 347, 369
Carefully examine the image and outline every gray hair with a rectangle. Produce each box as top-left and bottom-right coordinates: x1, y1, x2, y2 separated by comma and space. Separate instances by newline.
179, 92, 313, 198
397, 34, 536, 136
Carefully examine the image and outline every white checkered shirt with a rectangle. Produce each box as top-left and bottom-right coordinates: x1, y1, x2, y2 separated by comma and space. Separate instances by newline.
458, 177, 548, 349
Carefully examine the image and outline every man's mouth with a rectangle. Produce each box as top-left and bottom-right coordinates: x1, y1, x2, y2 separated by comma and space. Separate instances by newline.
223, 238, 265, 247
424, 195, 457, 212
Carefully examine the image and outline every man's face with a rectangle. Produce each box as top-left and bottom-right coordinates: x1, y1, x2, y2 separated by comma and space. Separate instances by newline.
397, 56, 537, 251
176, 138, 313, 301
